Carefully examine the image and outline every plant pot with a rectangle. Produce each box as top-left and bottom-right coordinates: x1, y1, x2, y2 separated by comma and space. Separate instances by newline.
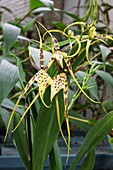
0, 132, 113, 170
0, 156, 25, 170
0, 154, 113, 170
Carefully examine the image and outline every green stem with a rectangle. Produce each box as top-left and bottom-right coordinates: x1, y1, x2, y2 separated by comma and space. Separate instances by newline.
68, 115, 95, 125
16, 11, 32, 25
26, 98, 32, 169
68, 89, 81, 110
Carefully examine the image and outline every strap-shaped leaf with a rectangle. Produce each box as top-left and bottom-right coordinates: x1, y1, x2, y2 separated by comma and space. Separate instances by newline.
3, 23, 21, 53
0, 107, 11, 128
80, 148, 95, 170
69, 111, 113, 170
0, 107, 13, 140
1, 98, 23, 114
45, 91, 65, 158
32, 89, 65, 170
88, 77, 99, 100
49, 142, 62, 170
32, 88, 56, 170
0, 60, 18, 105
13, 113, 32, 170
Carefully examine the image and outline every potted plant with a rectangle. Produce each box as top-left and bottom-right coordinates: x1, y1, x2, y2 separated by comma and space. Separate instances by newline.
1, 0, 113, 170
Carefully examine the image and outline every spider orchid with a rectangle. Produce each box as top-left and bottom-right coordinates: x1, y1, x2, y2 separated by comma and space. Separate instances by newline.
33, 21, 101, 155
5, 24, 71, 155
5, 27, 53, 140
39, 21, 100, 104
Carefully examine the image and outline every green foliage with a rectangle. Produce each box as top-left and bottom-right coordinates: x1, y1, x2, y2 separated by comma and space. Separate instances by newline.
13, 113, 32, 170
69, 111, 113, 170
76, 70, 99, 100
0, 60, 18, 105
30, 0, 54, 11
49, 142, 62, 170
30, 0, 44, 11
99, 45, 111, 62
80, 148, 95, 170
1, 1, 113, 170
32, 89, 56, 170
3, 23, 21, 53
96, 70, 113, 87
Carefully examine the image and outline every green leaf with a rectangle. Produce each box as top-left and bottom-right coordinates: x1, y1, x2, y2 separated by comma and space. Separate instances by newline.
0, 60, 19, 105
76, 71, 99, 100
3, 23, 21, 53
32, 89, 65, 170
101, 100, 113, 113
32, 7, 55, 14
108, 135, 113, 150
68, 89, 75, 104
49, 142, 62, 170
16, 57, 26, 85
88, 77, 99, 100
30, 0, 44, 11
72, 46, 86, 70
1, 98, 23, 114
62, 11, 82, 21
32, 88, 56, 170
96, 70, 113, 87
40, 0, 54, 10
10, 53, 26, 85
45, 91, 65, 158
23, 18, 37, 33
80, 148, 95, 170
106, 63, 113, 72
52, 22, 66, 31
30, 0, 54, 11
69, 111, 113, 170
32, 91, 40, 114
0, 107, 13, 140
0, 106, 11, 127
13, 113, 32, 170
99, 45, 111, 62
76, 71, 85, 84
